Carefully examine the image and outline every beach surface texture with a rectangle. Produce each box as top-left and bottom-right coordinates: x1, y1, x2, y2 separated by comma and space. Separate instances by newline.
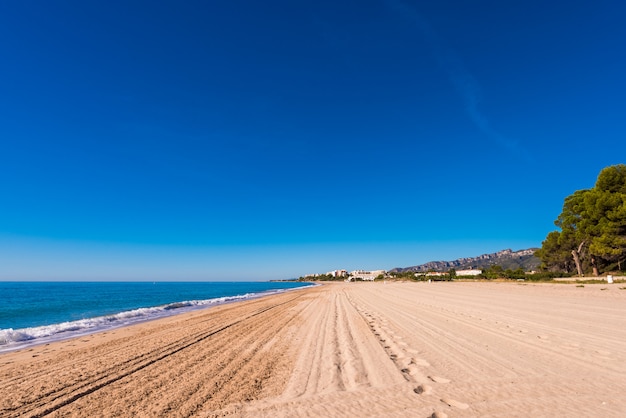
2, 281, 626, 417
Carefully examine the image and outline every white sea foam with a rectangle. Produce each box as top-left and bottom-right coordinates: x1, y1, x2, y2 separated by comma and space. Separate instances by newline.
0, 291, 279, 352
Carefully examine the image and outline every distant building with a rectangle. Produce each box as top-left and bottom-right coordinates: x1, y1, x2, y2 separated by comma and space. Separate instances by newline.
422, 272, 446, 277
350, 269, 386, 281
326, 270, 348, 278
455, 269, 482, 276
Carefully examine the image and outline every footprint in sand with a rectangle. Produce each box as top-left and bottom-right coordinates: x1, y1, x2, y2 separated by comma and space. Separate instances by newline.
403, 364, 428, 380
428, 376, 451, 384
413, 384, 433, 395
441, 398, 469, 409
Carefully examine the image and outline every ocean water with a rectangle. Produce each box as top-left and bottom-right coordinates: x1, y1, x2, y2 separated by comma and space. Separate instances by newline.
0, 281, 312, 352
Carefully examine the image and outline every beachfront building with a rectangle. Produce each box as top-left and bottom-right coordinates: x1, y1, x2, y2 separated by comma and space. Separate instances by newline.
421, 272, 446, 277
349, 270, 386, 281
418, 269, 482, 277
326, 269, 348, 278
456, 269, 482, 276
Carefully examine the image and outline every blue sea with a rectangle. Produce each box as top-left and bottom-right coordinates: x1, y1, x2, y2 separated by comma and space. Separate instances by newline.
0, 281, 312, 352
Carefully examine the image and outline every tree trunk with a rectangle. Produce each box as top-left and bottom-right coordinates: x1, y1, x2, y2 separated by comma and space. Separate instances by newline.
572, 249, 583, 277
591, 256, 599, 277
572, 241, 585, 277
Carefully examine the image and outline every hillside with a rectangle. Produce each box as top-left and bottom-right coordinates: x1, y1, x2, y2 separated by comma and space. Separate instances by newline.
390, 248, 540, 273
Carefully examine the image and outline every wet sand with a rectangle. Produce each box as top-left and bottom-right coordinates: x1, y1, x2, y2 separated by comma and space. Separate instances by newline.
2, 281, 626, 417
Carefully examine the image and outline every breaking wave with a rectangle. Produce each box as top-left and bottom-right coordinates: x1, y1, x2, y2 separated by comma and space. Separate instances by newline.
0, 291, 279, 351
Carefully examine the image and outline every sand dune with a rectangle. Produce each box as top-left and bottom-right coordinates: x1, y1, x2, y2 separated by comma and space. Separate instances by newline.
2, 282, 626, 417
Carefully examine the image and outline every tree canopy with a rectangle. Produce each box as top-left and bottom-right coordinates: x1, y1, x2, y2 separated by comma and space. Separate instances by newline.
536, 164, 626, 275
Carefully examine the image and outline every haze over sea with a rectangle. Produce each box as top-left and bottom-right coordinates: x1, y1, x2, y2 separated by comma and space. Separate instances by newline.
0, 281, 310, 352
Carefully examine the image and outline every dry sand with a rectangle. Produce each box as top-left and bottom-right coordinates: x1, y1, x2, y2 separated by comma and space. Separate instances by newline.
2, 281, 626, 417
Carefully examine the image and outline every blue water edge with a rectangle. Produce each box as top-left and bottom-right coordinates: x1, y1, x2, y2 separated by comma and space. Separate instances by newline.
0, 281, 312, 352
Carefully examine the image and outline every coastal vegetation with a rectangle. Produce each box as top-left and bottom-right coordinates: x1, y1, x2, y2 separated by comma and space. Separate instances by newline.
298, 274, 339, 281
536, 164, 626, 276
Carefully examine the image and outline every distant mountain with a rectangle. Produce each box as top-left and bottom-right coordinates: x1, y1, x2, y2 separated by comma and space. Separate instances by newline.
390, 248, 540, 273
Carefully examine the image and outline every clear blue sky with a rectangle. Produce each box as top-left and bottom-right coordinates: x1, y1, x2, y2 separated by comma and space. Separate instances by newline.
1, 0, 625, 280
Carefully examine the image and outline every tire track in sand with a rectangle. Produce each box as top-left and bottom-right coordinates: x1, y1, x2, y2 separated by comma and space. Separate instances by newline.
0, 293, 305, 418
278, 286, 406, 399
193, 286, 420, 417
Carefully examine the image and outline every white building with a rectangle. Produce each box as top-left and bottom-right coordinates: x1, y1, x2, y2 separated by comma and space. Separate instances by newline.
455, 269, 482, 276
350, 269, 386, 281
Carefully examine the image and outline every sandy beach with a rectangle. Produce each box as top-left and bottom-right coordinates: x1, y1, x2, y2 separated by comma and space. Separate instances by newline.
2, 281, 626, 417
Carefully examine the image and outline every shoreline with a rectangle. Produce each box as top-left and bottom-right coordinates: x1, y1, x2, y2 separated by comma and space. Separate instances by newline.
2, 281, 626, 417
0, 282, 316, 354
